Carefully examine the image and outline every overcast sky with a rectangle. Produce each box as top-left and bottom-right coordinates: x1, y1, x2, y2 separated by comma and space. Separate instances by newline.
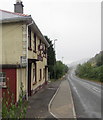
0, 0, 102, 64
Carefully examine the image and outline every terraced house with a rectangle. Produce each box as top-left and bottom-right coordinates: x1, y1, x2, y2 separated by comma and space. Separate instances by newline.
0, 0, 49, 102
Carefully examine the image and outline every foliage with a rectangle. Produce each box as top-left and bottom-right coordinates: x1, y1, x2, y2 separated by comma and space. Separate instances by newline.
89, 51, 103, 67
54, 61, 69, 79
45, 36, 69, 80
2, 82, 28, 118
76, 51, 103, 82
95, 51, 103, 66
44, 36, 56, 79
76, 63, 103, 82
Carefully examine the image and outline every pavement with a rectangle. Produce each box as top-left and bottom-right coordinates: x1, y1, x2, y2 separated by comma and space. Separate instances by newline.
26, 75, 76, 119
49, 79, 76, 119
26, 80, 61, 119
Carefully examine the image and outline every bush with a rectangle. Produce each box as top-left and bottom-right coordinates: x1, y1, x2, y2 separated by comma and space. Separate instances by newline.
54, 61, 69, 79
2, 82, 28, 118
76, 62, 103, 82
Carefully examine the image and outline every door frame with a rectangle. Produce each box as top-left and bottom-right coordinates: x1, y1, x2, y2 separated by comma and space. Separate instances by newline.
28, 60, 31, 96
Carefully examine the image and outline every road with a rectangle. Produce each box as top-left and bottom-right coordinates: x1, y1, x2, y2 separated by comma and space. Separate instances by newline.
68, 69, 102, 119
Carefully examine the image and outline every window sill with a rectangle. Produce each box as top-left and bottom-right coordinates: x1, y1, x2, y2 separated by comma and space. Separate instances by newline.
1, 86, 7, 89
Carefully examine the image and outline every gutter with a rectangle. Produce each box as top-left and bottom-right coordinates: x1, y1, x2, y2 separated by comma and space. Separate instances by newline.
26, 21, 33, 101
0, 16, 31, 23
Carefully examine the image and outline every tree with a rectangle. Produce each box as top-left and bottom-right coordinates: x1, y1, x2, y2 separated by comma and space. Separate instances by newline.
44, 36, 56, 79
96, 51, 103, 66
55, 61, 69, 79
45, 36, 69, 80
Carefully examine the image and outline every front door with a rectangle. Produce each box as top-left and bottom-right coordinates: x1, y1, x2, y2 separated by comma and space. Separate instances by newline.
28, 62, 31, 96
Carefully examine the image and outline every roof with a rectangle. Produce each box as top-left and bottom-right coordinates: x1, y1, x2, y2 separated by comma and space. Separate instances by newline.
0, 9, 49, 47
0, 9, 32, 24
0, 9, 31, 21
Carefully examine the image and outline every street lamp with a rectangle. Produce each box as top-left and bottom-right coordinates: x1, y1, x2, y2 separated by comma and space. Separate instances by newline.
53, 39, 58, 50
52, 39, 58, 80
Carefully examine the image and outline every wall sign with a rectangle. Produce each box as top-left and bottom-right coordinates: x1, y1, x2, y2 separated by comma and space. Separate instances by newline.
20, 56, 27, 66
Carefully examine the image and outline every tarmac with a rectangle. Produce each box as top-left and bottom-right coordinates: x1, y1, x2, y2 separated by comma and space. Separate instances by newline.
26, 79, 62, 118
26, 75, 76, 119
49, 79, 76, 119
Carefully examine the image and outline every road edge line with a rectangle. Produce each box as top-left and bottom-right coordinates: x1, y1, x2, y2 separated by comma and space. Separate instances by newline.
48, 81, 62, 119
68, 76, 77, 119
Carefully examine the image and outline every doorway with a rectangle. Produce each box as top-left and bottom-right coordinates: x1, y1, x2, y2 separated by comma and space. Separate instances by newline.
28, 61, 31, 96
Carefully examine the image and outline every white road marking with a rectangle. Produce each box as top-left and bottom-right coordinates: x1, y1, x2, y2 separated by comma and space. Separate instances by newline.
68, 79, 77, 118
69, 73, 101, 97
48, 82, 61, 119
92, 87, 101, 93
68, 76, 88, 111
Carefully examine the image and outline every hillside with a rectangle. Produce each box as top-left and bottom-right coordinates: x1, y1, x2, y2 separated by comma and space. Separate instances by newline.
76, 51, 103, 82
89, 51, 103, 67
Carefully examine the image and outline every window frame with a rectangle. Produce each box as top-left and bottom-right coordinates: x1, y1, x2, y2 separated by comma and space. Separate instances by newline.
33, 63, 37, 85
33, 33, 36, 53
0, 72, 7, 88
28, 27, 32, 50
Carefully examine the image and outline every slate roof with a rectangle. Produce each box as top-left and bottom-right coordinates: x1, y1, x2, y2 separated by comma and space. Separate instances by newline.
0, 9, 49, 47
0, 9, 31, 23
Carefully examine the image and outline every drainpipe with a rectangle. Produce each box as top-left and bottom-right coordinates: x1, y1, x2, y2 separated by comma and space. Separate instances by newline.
26, 21, 33, 100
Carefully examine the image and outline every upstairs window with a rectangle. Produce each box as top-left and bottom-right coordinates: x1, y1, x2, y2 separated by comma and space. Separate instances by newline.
39, 39, 42, 55
34, 33, 36, 52
28, 27, 32, 50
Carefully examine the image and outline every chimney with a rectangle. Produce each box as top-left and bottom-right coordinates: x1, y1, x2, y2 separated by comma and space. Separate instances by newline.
14, 0, 24, 13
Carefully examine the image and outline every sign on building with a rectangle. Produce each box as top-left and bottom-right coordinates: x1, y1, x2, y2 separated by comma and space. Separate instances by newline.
20, 56, 27, 67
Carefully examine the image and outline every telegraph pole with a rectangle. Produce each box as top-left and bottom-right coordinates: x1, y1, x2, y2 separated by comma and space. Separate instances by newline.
52, 39, 57, 80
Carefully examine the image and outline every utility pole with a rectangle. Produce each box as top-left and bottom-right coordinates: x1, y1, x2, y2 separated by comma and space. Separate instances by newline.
53, 39, 58, 50
52, 39, 58, 80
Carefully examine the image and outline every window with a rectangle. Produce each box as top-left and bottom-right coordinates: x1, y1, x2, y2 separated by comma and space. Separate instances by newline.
0, 72, 6, 87
28, 27, 32, 50
44, 45, 47, 58
33, 63, 37, 85
34, 33, 36, 52
39, 40, 42, 55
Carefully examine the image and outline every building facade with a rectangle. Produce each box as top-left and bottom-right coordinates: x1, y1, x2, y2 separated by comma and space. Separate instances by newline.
0, 1, 49, 102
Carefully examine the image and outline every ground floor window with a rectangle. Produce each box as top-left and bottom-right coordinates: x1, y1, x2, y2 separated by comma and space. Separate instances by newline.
33, 63, 37, 85
0, 72, 6, 87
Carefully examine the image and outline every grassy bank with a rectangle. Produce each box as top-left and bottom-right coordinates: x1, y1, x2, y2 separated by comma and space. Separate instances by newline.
75, 62, 103, 83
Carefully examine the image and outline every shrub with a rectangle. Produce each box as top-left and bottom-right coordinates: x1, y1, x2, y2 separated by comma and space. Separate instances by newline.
2, 82, 28, 118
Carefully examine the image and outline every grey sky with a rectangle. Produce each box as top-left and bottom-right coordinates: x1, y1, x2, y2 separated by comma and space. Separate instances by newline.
0, 0, 101, 64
